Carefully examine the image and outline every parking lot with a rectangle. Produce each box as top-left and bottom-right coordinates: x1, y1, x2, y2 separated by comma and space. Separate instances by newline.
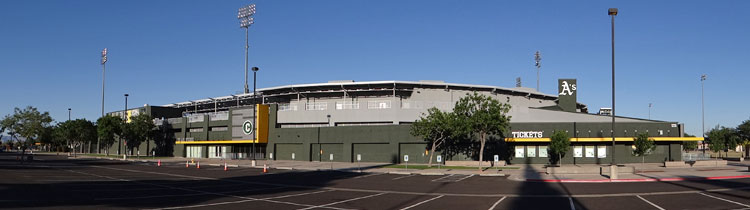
1, 153, 750, 210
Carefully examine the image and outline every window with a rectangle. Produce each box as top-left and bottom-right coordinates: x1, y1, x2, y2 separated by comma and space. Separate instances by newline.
573, 146, 583, 157
335, 101, 359, 110
208, 111, 229, 121
526, 146, 537, 157
210, 126, 228, 131
188, 115, 204, 123
538, 146, 548, 157
515, 146, 525, 158
597, 146, 607, 158
585, 146, 595, 157
279, 103, 298, 111
367, 101, 391, 109
305, 102, 327, 111
188, 128, 204, 132
186, 146, 202, 158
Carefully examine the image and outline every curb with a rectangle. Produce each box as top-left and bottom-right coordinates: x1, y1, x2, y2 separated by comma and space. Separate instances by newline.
479, 173, 506, 177
525, 175, 750, 183
276, 167, 294, 170
418, 172, 445, 176
388, 171, 412, 175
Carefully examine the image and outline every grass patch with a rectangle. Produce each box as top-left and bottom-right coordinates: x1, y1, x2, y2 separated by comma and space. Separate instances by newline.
382, 164, 519, 170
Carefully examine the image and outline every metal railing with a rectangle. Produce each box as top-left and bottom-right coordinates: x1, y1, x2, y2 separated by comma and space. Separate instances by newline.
682, 153, 711, 161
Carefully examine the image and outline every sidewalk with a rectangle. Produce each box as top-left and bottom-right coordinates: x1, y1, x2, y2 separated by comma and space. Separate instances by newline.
69, 153, 750, 182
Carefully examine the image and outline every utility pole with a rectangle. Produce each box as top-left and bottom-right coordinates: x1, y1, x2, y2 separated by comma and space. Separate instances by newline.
534, 51, 541, 91
100, 48, 107, 153
608, 8, 618, 178
701, 74, 707, 155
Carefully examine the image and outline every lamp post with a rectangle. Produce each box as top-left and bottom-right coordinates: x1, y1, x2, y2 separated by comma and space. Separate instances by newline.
252, 66, 259, 162
608, 8, 618, 170
100, 48, 107, 153
121, 94, 128, 155
68, 108, 71, 121
701, 74, 707, 155
534, 51, 541, 91
238, 4, 256, 94
648, 103, 652, 120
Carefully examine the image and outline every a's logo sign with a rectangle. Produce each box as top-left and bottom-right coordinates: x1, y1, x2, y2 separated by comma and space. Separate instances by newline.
242, 120, 254, 135
559, 81, 577, 96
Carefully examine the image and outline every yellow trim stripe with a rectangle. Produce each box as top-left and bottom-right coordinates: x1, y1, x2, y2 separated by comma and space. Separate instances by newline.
505, 137, 704, 142
176, 140, 259, 144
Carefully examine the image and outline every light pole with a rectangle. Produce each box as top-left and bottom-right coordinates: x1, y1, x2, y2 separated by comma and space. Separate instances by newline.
121, 93, 128, 155
252, 66, 259, 161
68, 108, 71, 121
238, 4, 256, 94
701, 74, 707, 155
648, 103, 652, 120
608, 8, 618, 168
100, 48, 107, 153
534, 51, 541, 91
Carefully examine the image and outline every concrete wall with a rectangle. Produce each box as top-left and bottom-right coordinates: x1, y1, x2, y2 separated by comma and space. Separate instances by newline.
276, 88, 560, 126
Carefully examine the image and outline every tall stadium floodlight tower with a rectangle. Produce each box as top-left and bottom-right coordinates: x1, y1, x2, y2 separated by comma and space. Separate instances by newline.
648, 103, 652, 120
608, 8, 618, 172
534, 51, 541, 91
238, 4, 256, 94
100, 48, 108, 153
701, 74, 707, 154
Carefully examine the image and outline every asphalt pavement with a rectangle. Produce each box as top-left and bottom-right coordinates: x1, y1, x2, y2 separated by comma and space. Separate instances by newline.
2, 153, 750, 210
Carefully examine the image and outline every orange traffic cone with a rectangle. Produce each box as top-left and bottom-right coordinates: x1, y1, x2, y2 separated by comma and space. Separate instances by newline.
157, 159, 161, 167
224, 162, 228, 171
197, 161, 200, 169
185, 160, 189, 168
263, 164, 268, 173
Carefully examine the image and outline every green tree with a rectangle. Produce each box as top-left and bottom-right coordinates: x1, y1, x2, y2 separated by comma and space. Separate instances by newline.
57, 119, 97, 156
633, 132, 656, 164
548, 130, 570, 166
38, 125, 55, 152
1, 113, 20, 148
122, 114, 155, 156
706, 125, 739, 158
1, 106, 53, 155
410, 107, 456, 167
51, 125, 68, 153
682, 133, 698, 152
97, 115, 123, 156
453, 92, 512, 170
737, 119, 750, 157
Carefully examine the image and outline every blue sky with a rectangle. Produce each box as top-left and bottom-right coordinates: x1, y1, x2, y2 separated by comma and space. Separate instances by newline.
1, 0, 748, 136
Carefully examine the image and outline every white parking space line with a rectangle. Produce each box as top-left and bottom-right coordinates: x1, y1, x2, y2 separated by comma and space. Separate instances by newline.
636, 195, 665, 210
400, 195, 444, 210
71, 187, 165, 192
392, 174, 417, 180
297, 192, 387, 210
568, 197, 576, 210
488, 196, 506, 210
353, 173, 382, 179
265, 190, 334, 200
431, 175, 453, 182
699, 193, 750, 208
454, 174, 474, 182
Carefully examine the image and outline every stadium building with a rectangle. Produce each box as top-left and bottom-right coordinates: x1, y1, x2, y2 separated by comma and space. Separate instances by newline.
106, 79, 702, 164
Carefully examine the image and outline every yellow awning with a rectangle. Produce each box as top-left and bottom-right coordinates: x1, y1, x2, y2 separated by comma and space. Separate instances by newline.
505, 137, 704, 142
176, 140, 260, 144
